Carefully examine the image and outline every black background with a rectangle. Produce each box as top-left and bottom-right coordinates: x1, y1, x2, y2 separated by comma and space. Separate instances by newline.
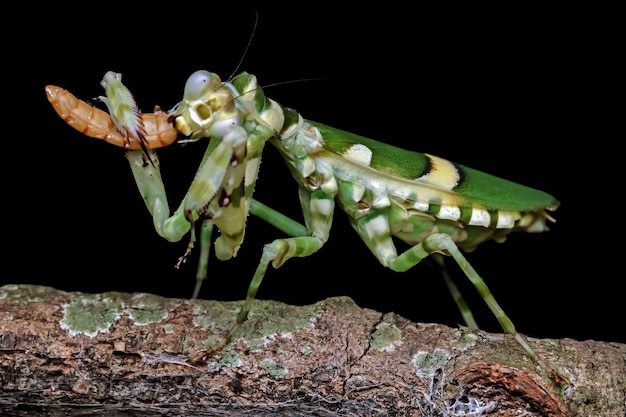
6, 6, 620, 345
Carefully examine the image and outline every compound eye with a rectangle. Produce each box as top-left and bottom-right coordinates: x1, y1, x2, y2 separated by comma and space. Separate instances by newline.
184, 70, 219, 101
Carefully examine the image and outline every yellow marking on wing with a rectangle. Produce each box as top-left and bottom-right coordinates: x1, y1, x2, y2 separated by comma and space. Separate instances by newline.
415, 154, 460, 191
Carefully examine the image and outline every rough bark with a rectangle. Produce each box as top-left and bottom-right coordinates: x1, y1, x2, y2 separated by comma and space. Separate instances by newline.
0, 285, 623, 417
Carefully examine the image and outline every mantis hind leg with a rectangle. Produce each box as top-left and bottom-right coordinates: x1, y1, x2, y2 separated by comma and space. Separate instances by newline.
390, 233, 547, 370
430, 254, 479, 331
351, 208, 548, 370
391, 233, 517, 333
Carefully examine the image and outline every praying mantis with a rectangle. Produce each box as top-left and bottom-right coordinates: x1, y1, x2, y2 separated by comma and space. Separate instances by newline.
46, 68, 560, 375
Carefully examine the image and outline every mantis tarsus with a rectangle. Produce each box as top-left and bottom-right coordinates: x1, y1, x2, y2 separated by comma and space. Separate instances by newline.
46, 68, 561, 377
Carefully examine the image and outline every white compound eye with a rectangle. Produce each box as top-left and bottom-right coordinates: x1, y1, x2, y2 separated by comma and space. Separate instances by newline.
183, 70, 220, 101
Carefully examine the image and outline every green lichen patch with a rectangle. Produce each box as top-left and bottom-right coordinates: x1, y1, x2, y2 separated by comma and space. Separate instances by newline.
127, 293, 170, 325
186, 300, 247, 358
184, 298, 325, 361
238, 300, 322, 351
60, 294, 124, 337
261, 358, 287, 378
0, 284, 48, 304
370, 322, 402, 351
190, 299, 241, 331
58, 292, 177, 337
189, 298, 338, 352
412, 349, 450, 377
216, 347, 242, 368
451, 329, 478, 350
189, 299, 323, 352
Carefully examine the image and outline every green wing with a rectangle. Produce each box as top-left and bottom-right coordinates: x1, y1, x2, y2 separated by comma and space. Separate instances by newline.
310, 121, 558, 212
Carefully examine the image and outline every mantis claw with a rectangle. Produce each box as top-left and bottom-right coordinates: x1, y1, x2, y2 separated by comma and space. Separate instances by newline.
99, 71, 155, 166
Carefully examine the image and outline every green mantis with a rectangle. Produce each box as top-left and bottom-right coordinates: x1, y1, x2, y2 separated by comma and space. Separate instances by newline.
46, 68, 559, 373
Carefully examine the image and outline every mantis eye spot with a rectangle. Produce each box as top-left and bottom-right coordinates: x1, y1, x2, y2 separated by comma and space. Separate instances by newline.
184, 70, 216, 101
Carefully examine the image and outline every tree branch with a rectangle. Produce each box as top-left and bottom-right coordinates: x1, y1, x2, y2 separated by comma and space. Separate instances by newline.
0, 285, 624, 416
